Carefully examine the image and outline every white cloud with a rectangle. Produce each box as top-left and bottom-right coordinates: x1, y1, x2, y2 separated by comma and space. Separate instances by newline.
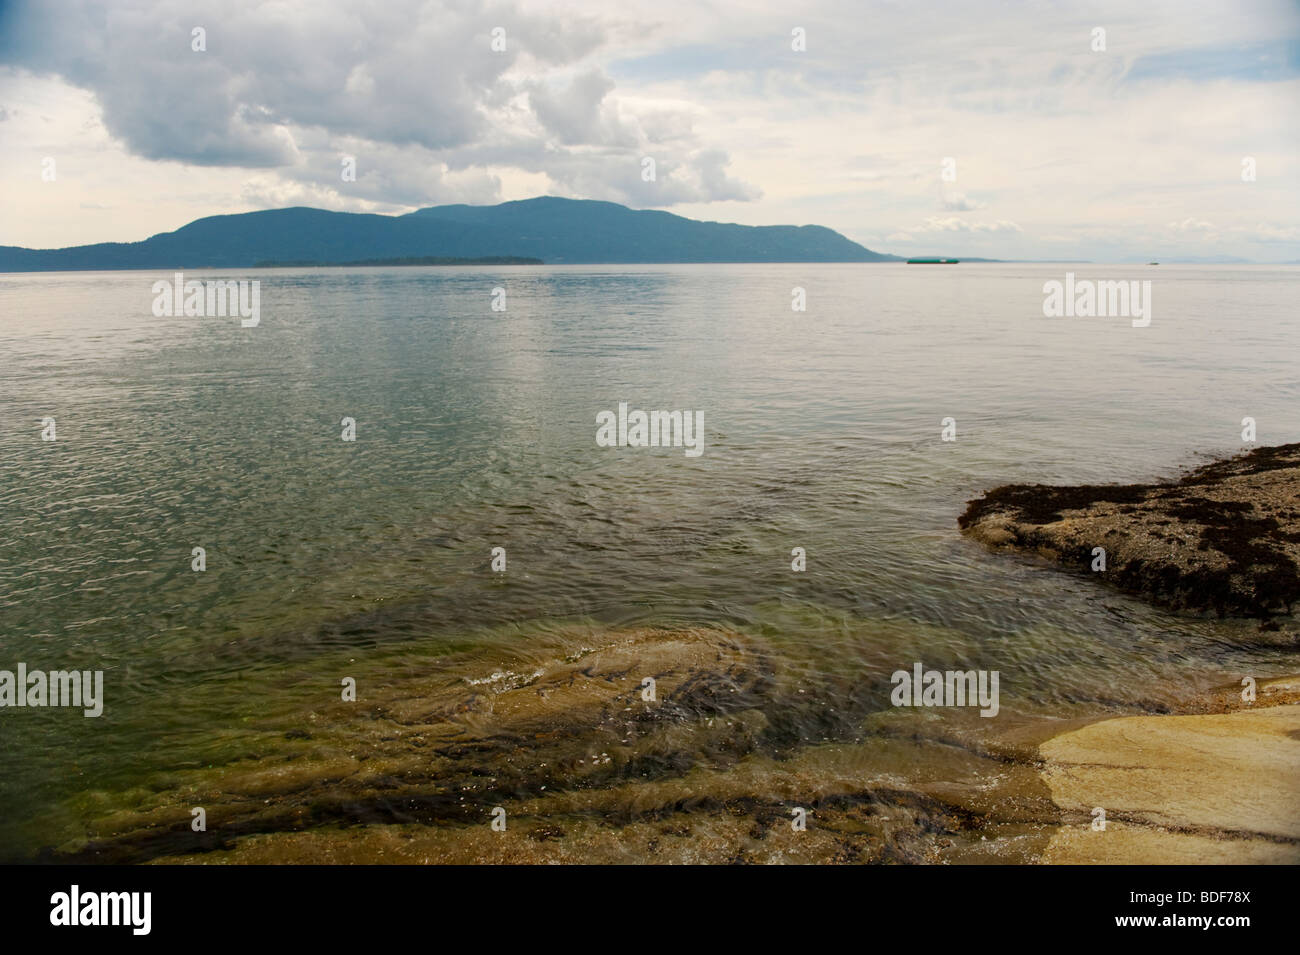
0, 0, 1297, 260
1167, 217, 1215, 233
939, 191, 986, 212
915, 217, 1022, 234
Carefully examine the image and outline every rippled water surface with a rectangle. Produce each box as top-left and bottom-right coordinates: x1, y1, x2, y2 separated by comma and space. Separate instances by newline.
2, 264, 1298, 860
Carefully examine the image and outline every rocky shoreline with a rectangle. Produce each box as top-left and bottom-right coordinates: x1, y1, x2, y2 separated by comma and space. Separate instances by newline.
24, 621, 1296, 866
22, 441, 1300, 865
959, 444, 1300, 617
954, 444, 1300, 861
1037, 676, 1300, 864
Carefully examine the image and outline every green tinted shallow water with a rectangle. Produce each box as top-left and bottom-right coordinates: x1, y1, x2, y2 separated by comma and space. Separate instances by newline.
1, 264, 1298, 859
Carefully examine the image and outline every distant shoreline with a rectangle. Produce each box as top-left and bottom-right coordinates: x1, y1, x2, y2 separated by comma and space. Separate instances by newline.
4, 260, 1154, 275
252, 255, 544, 267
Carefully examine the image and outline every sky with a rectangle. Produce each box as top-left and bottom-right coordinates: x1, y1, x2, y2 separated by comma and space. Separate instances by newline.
1, 0, 1298, 261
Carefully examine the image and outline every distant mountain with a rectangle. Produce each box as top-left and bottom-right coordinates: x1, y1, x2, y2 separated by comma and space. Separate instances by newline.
252, 255, 543, 267
0, 197, 899, 271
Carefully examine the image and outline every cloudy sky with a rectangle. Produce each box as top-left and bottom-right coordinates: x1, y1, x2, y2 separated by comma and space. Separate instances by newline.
1, 0, 1297, 261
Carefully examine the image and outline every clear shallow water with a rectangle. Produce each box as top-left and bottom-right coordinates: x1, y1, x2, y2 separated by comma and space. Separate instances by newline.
1, 263, 1298, 859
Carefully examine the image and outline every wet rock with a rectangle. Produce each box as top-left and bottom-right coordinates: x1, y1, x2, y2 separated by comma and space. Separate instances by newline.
40, 627, 780, 863
959, 444, 1300, 617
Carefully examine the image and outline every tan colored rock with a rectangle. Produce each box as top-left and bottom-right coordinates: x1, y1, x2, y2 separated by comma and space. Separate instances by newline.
1038, 704, 1300, 863
1042, 822, 1298, 864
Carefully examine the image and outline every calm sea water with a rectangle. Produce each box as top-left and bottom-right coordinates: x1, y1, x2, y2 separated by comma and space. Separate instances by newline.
2, 263, 1298, 858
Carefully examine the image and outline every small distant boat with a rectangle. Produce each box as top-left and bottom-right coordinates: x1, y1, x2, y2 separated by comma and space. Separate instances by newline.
907, 257, 960, 264
1148, 261, 1159, 265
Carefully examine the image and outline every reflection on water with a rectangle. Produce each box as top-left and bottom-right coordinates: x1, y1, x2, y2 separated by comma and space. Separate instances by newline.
1, 264, 1297, 860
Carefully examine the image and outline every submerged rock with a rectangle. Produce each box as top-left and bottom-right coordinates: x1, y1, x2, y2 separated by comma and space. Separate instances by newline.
37, 620, 1297, 865
959, 444, 1300, 617
41, 626, 780, 863
36, 625, 1062, 865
